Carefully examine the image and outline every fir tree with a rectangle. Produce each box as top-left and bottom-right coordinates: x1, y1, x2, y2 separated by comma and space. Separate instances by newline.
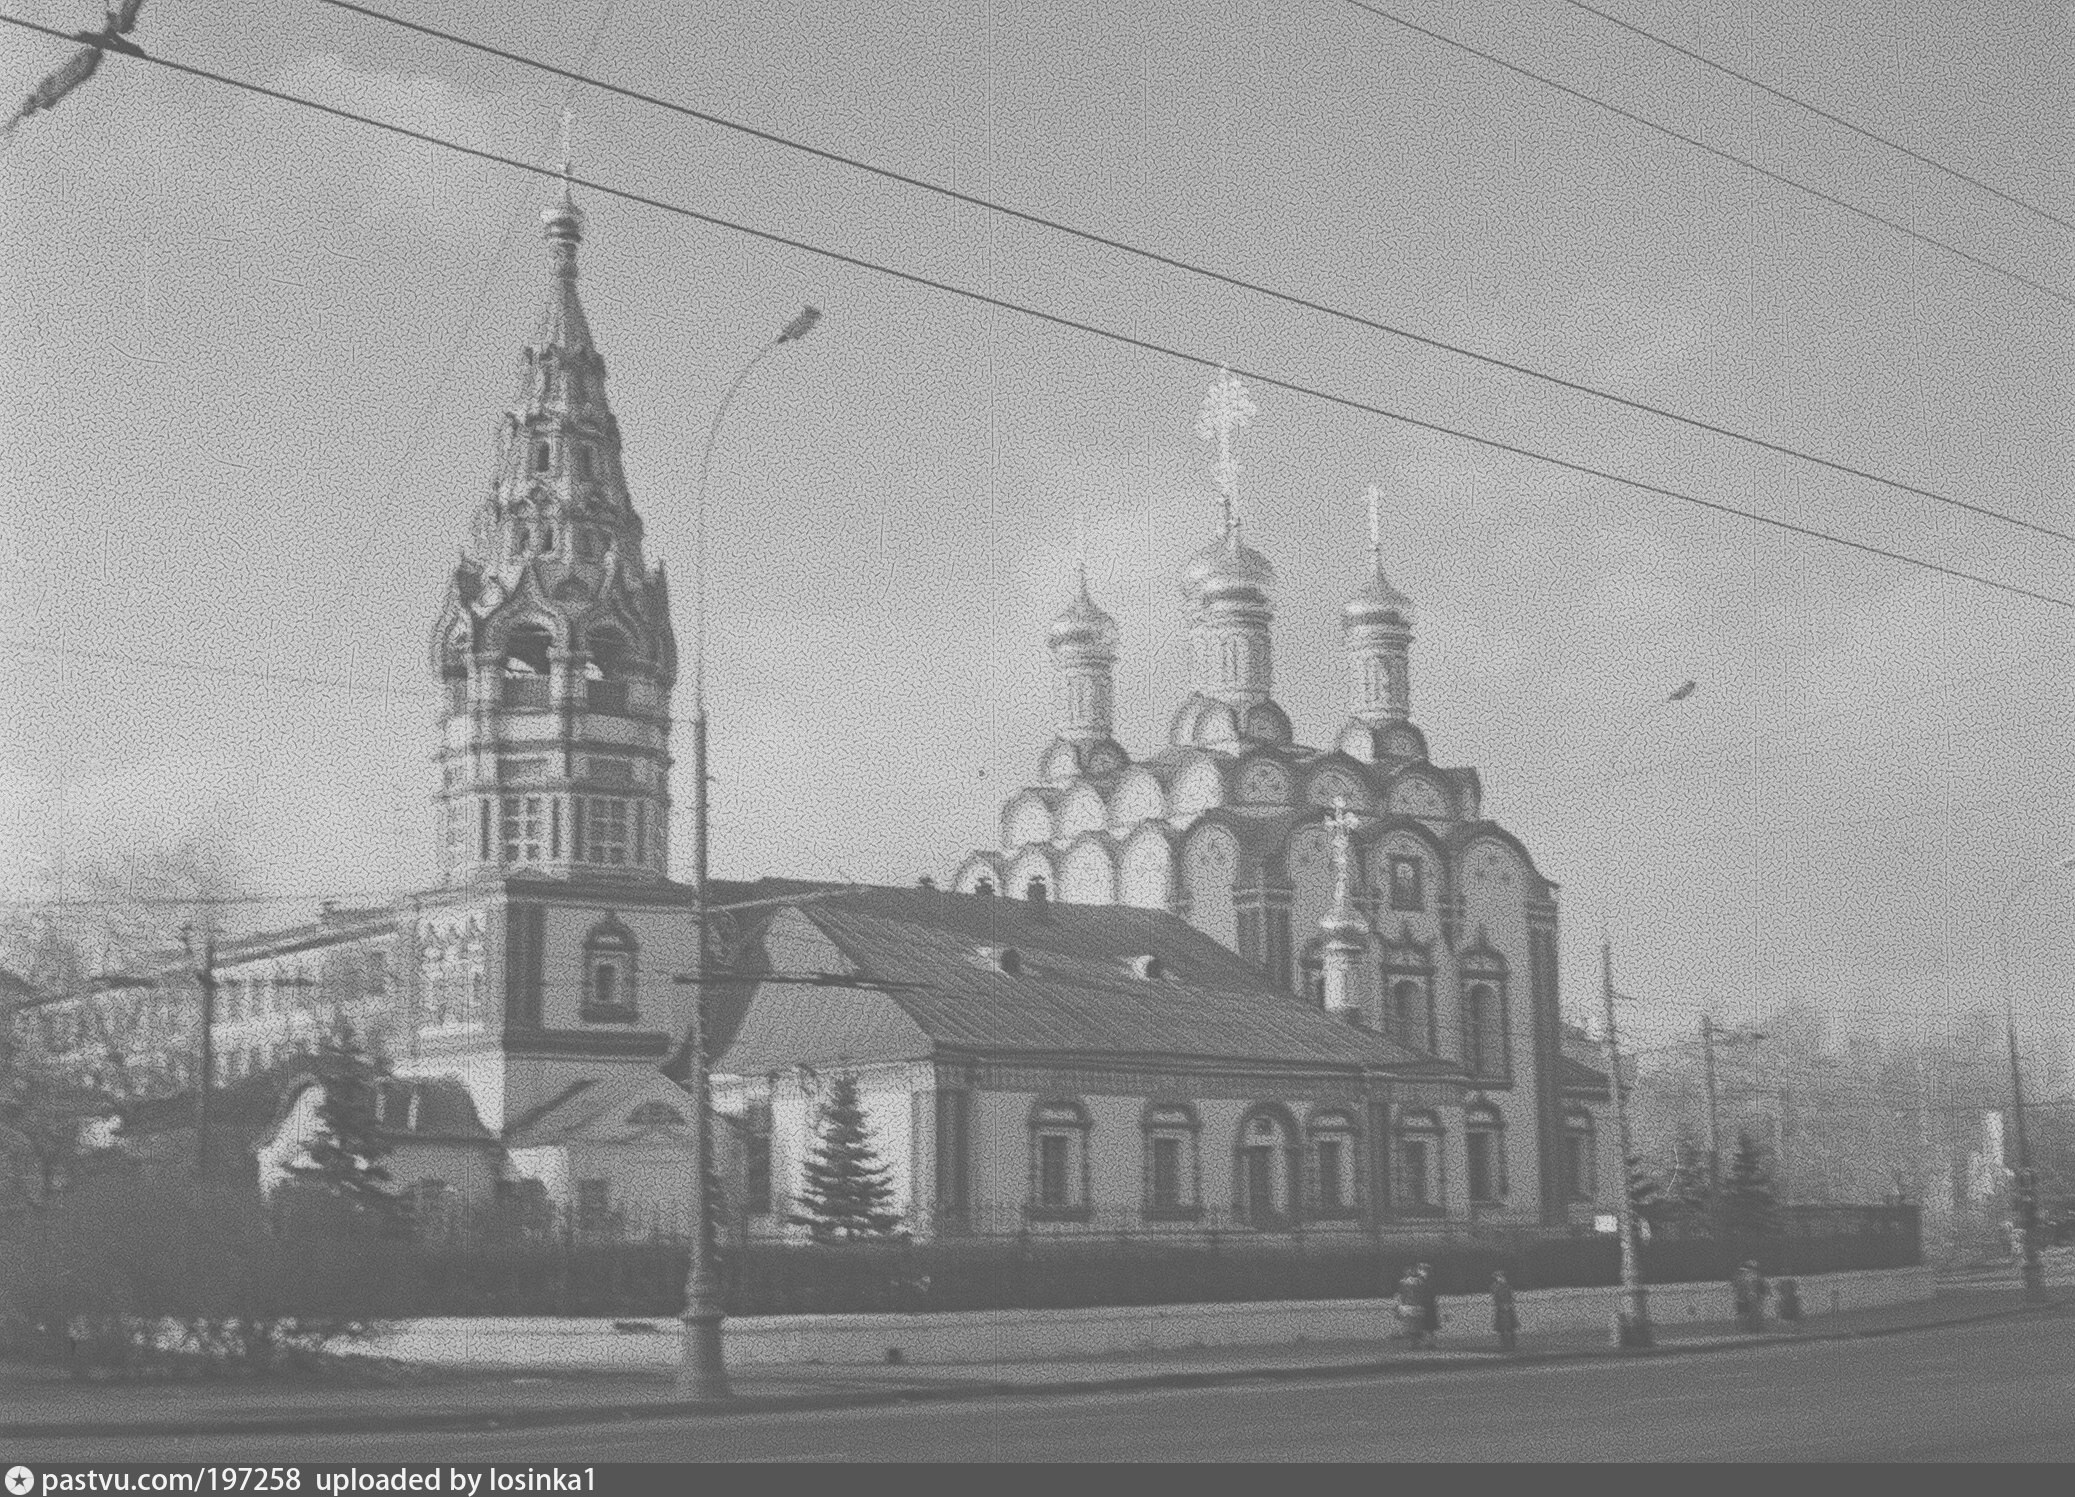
284, 1020, 396, 1219
1718, 1131, 1782, 1244
788, 1074, 901, 1243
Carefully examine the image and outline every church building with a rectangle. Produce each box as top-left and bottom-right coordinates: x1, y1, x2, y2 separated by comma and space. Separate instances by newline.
950, 370, 1602, 1229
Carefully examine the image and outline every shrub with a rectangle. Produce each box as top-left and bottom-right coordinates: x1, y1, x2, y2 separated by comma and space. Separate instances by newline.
0, 1166, 402, 1375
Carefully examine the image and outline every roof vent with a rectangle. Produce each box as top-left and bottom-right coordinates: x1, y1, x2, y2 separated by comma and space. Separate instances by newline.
1129, 954, 1168, 982
1025, 876, 1049, 910
988, 946, 1024, 976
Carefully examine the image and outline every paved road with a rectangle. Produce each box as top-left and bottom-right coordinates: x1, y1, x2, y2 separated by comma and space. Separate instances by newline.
14, 1313, 2072, 1462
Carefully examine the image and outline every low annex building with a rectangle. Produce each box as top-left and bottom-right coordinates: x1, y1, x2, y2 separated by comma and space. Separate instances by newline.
712, 883, 1616, 1238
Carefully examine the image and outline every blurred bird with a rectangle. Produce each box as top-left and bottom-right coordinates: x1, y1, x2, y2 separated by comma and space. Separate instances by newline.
5, 1, 148, 139
1668, 680, 1698, 701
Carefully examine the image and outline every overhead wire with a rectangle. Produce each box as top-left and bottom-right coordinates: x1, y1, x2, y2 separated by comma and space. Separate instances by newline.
318, 0, 2075, 551
1340, 0, 2075, 312
2, 13, 2070, 619
1563, 0, 2075, 237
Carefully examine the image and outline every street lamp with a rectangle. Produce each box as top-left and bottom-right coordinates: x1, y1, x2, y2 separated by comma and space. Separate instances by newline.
1994, 852, 2074, 1305
678, 304, 821, 1402
1593, 679, 1698, 1350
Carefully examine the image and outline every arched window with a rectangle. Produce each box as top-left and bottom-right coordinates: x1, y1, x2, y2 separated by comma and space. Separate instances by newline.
1395, 1110, 1444, 1213
1466, 1103, 1507, 1205
1388, 855, 1423, 913
1460, 948, 1509, 1080
1143, 1102, 1201, 1217
1390, 977, 1434, 1053
500, 624, 554, 710
581, 913, 638, 1022
573, 444, 593, 478
1299, 945, 1326, 1008
531, 440, 552, 473
626, 1101, 687, 1131
1563, 1108, 1597, 1203
1235, 1107, 1299, 1228
1308, 1109, 1358, 1216
1028, 1099, 1090, 1217
511, 525, 531, 559
1463, 982, 1507, 1077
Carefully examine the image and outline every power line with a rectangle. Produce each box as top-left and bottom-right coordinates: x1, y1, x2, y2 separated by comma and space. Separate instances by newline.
0, 637, 434, 698
318, 0, 2075, 551
1564, 0, 2075, 237
1341, 1, 2075, 312
4, 16, 2071, 621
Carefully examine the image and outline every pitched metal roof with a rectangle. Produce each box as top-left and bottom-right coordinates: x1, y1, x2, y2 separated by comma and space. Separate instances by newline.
745, 886, 1443, 1073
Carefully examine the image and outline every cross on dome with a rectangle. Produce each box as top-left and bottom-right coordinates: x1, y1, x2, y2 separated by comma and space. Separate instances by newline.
1196, 366, 1257, 538
1329, 793, 1357, 906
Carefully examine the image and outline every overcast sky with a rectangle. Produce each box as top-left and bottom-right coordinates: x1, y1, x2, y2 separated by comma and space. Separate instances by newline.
4, 0, 2073, 1061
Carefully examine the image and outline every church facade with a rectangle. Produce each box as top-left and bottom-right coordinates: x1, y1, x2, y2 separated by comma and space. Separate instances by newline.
952, 372, 1597, 1228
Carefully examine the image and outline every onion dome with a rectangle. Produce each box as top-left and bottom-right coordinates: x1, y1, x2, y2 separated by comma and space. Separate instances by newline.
1182, 524, 1278, 600
1048, 563, 1120, 652
1343, 556, 1414, 627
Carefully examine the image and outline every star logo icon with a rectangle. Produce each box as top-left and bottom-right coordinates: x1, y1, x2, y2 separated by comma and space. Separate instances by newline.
6, 1466, 35, 1496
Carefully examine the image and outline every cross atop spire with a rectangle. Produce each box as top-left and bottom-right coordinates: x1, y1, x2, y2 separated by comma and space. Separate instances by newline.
1196, 366, 1256, 539
541, 105, 586, 253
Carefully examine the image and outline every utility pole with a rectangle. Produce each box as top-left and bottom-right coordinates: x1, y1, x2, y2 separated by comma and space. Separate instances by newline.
1701, 1014, 1723, 1191
179, 924, 218, 1178
2005, 1023, 2048, 1303
1601, 936, 1652, 1348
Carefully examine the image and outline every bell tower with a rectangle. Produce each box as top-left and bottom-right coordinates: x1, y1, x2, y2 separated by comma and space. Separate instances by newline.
429, 173, 677, 885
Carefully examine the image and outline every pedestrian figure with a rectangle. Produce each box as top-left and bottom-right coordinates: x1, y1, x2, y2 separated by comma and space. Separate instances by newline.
1417, 1262, 1441, 1350
1394, 1265, 1426, 1345
1734, 1260, 1769, 1334
1776, 1277, 1802, 1324
1490, 1270, 1519, 1353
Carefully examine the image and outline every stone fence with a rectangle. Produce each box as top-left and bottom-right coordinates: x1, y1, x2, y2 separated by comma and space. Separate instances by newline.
352, 1263, 1934, 1369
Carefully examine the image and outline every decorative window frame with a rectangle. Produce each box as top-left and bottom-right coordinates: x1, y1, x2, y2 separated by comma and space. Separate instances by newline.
1393, 1108, 1447, 1216
1141, 1100, 1203, 1221
1459, 940, 1511, 1083
1306, 1106, 1362, 1220
1385, 972, 1436, 1055
1233, 1102, 1303, 1229
1026, 1097, 1091, 1221
580, 912, 639, 1023
1387, 854, 1425, 912
1465, 1101, 1509, 1205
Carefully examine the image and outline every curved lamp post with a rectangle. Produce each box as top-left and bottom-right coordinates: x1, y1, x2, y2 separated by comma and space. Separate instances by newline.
679, 304, 820, 1401
1594, 679, 1698, 1350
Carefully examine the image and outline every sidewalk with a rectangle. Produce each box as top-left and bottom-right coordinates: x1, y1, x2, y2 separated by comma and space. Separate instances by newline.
2, 1286, 2059, 1440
